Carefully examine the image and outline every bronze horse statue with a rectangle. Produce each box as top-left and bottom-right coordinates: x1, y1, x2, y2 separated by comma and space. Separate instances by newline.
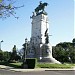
35, 2, 48, 14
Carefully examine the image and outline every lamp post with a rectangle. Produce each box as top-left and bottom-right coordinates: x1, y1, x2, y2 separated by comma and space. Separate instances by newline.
22, 38, 28, 68
0, 40, 3, 50
24, 38, 27, 61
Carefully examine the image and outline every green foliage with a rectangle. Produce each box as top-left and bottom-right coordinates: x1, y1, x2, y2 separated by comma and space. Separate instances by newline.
52, 39, 75, 63
10, 45, 17, 60
0, 50, 3, 61
3, 51, 11, 61
72, 38, 75, 43
0, 45, 21, 62
0, 50, 10, 62
9, 45, 21, 62
0, 38, 75, 64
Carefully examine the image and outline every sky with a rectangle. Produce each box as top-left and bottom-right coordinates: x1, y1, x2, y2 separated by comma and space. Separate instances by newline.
0, 0, 74, 51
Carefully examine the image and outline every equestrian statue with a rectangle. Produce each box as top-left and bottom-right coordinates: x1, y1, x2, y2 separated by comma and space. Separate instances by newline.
35, 1, 48, 15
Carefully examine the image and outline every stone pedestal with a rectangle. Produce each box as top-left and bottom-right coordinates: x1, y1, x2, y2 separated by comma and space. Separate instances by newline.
29, 2, 61, 64
40, 44, 61, 64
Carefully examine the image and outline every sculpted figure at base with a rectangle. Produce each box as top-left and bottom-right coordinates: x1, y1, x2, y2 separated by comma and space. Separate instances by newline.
44, 28, 49, 44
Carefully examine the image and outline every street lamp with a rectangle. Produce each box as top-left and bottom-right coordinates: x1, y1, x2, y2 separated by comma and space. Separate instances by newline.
0, 40, 3, 50
24, 38, 27, 61
22, 38, 28, 68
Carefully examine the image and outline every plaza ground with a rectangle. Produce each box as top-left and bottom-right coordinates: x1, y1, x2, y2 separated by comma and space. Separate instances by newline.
0, 69, 75, 75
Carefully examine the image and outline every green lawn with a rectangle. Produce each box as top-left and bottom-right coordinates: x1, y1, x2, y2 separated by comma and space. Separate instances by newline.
0, 61, 75, 69
9, 62, 75, 69
9, 62, 22, 68
36, 63, 75, 68
0, 62, 22, 68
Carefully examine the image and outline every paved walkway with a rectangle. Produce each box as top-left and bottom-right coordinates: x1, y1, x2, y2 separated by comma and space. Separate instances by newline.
0, 65, 14, 69
0, 65, 75, 72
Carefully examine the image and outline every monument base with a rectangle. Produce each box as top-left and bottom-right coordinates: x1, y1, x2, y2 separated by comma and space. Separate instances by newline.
40, 56, 61, 64
40, 44, 61, 64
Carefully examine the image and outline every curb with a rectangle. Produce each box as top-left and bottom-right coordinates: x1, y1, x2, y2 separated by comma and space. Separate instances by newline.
0, 65, 75, 72
10, 69, 45, 72
45, 69, 75, 71
9, 68, 75, 72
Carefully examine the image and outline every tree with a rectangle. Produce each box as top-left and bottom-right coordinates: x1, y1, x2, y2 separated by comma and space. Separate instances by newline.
53, 45, 67, 63
72, 38, 75, 43
17, 48, 24, 60
53, 40, 75, 63
68, 45, 75, 63
72, 38, 75, 47
0, 50, 3, 61
0, 0, 24, 19
3, 51, 11, 61
0, 49, 11, 62
10, 45, 21, 62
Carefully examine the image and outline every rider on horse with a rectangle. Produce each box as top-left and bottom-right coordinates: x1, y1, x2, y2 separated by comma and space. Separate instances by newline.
35, 1, 48, 15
